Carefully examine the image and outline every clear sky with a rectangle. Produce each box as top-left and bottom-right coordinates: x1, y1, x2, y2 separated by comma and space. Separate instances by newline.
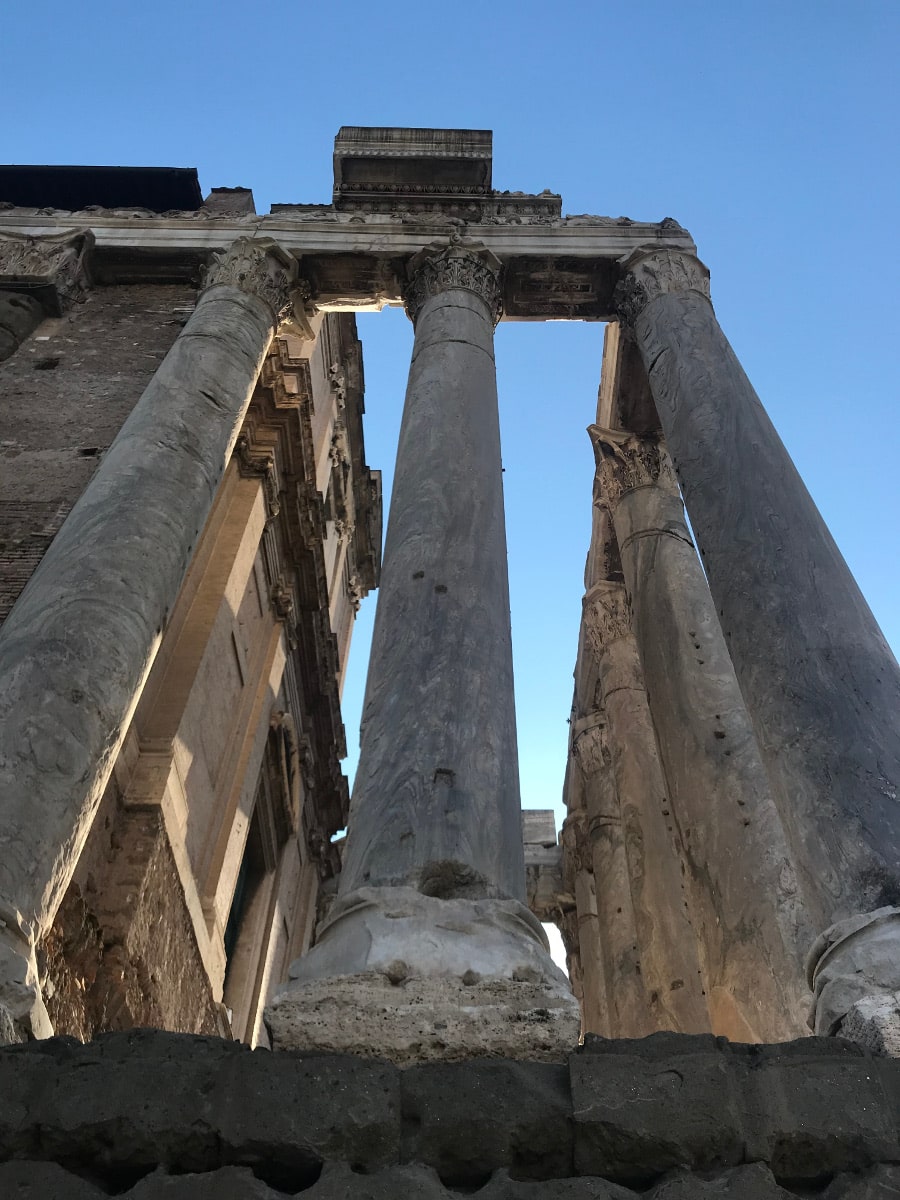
5, 1, 899, 839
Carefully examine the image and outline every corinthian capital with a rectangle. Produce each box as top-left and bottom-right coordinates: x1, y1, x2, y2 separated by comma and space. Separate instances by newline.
404, 243, 503, 326
201, 237, 299, 324
614, 247, 710, 328
582, 580, 631, 658
588, 425, 680, 509
0, 228, 94, 314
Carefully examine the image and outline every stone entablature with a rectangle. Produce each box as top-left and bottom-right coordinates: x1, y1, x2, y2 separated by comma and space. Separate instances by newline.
0, 209, 695, 321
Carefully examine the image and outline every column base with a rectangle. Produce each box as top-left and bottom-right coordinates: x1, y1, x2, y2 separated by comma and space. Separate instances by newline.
0, 926, 52, 1045
807, 906, 900, 1056
265, 886, 580, 1064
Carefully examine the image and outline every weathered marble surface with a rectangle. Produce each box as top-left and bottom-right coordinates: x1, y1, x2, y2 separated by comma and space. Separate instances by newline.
0, 238, 293, 1038
583, 581, 709, 1034
620, 248, 900, 942
592, 427, 810, 1042
340, 253, 523, 901
266, 887, 578, 1063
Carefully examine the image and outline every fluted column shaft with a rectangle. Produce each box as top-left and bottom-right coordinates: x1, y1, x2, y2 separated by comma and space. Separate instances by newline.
618, 247, 900, 932
341, 245, 524, 901
0, 238, 296, 1035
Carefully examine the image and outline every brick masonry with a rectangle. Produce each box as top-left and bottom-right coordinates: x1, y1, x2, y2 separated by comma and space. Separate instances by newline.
0, 283, 193, 622
0, 1030, 897, 1196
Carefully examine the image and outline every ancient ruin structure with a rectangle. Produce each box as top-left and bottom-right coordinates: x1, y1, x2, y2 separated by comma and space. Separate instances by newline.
0, 129, 899, 1196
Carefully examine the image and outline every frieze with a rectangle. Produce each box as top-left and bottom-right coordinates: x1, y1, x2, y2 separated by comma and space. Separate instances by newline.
615, 246, 711, 328
201, 236, 298, 324
582, 581, 631, 657
404, 243, 503, 326
588, 425, 679, 508
0, 228, 94, 314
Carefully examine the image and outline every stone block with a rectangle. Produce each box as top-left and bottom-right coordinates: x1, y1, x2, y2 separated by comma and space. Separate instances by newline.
646, 1163, 797, 1197
570, 1041, 743, 1185
0, 1031, 401, 1186
0, 1160, 107, 1198
218, 1049, 401, 1175
476, 1169, 637, 1198
306, 1161, 451, 1198
401, 1059, 573, 1185
126, 1165, 289, 1198
742, 1041, 898, 1181
823, 1166, 900, 1197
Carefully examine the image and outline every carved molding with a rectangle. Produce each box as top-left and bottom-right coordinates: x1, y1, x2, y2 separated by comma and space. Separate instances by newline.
201, 236, 298, 324
234, 433, 281, 521
582, 581, 631, 657
614, 247, 710, 328
0, 228, 94, 313
404, 243, 503, 326
588, 425, 679, 509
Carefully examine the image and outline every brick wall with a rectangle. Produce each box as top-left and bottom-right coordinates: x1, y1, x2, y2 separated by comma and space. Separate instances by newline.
0, 283, 193, 621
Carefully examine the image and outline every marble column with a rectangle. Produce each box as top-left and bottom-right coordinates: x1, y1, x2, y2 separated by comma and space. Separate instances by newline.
0, 237, 297, 1040
268, 243, 579, 1061
591, 426, 810, 1041
583, 578, 710, 1034
618, 247, 900, 1047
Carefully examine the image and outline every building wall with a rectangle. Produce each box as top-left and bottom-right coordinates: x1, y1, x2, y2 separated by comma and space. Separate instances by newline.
0, 284, 193, 623
0, 283, 380, 1046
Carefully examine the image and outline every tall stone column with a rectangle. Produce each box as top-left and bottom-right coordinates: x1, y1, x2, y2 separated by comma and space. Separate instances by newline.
268, 243, 579, 1061
583, 580, 710, 1034
618, 247, 900, 1048
0, 237, 297, 1040
591, 426, 810, 1041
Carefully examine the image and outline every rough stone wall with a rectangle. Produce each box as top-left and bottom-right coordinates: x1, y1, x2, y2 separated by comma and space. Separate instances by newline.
0, 283, 193, 622
37, 780, 219, 1040
0, 1030, 896, 1197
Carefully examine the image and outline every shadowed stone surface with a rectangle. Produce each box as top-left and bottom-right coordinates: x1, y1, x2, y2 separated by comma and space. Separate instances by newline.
0, 1030, 898, 1194
401, 1060, 573, 1183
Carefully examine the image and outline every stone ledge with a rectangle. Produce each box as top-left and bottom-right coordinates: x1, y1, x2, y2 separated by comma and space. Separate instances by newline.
1, 1161, 899, 1198
0, 1030, 897, 1194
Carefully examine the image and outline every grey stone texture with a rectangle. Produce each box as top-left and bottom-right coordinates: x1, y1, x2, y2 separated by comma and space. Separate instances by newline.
339, 248, 522, 902
591, 426, 810, 1042
0, 1029, 897, 1196
618, 247, 900, 950
268, 888, 578, 1062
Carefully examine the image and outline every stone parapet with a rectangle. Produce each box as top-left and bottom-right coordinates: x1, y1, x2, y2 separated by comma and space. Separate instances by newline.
0, 1029, 897, 1196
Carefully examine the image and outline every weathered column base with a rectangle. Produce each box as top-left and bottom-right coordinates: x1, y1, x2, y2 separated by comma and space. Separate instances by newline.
807, 906, 900, 1055
0, 926, 52, 1045
265, 887, 580, 1064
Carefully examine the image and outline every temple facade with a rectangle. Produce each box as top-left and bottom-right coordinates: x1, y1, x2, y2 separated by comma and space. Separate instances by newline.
1, 128, 899, 1069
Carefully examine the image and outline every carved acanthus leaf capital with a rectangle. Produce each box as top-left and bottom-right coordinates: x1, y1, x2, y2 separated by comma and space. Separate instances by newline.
588, 425, 680, 509
614, 246, 710, 328
582, 581, 631, 657
0, 228, 94, 313
404, 242, 503, 326
201, 237, 299, 324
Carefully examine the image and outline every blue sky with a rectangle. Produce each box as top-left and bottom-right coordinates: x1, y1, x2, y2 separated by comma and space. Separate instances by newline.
5, 1, 899, 833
